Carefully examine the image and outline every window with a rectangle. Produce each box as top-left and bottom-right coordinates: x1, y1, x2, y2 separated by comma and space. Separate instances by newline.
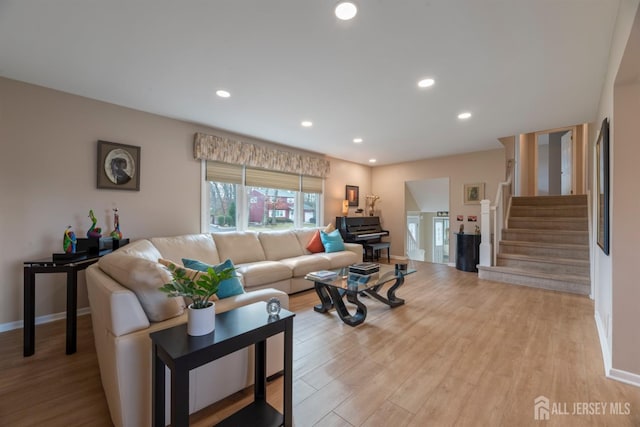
203, 161, 323, 232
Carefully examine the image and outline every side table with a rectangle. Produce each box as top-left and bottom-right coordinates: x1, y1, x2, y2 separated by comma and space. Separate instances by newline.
150, 301, 295, 427
23, 249, 112, 357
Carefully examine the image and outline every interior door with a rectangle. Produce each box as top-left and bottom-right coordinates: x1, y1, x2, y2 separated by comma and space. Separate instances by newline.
561, 130, 573, 195
406, 215, 423, 261
432, 217, 449, 264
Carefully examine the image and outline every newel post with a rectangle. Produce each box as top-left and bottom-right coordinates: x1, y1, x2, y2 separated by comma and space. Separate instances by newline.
479, 199, 492, 266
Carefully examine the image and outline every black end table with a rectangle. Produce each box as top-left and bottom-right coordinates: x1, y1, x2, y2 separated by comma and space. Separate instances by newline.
23, 249, 113, 356
150, 301, 295, 427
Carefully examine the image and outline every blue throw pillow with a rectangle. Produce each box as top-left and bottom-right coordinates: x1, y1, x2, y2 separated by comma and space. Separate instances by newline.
182, 258, 245, 299
320, 229, 345, 253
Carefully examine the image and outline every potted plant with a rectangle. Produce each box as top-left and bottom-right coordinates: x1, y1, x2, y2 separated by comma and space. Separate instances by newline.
160, 262, 235, 336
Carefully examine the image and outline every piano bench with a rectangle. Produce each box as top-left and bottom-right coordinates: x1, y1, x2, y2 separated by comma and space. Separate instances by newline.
363, 242, 391, 263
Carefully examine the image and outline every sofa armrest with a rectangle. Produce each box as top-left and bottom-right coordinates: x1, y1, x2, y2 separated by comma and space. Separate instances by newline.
86, 264, 150, 337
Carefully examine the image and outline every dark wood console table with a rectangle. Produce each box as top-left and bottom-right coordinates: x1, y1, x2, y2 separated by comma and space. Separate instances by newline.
455, 233, 481, 272
150, 301, 295, 427
23, 249, 112, 357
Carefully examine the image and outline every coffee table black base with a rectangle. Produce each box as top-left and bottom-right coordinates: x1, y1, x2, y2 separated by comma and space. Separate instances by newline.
313, 274, 406, 327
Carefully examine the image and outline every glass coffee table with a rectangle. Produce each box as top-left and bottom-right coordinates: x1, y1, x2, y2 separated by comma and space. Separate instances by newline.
305, 264, 415, 326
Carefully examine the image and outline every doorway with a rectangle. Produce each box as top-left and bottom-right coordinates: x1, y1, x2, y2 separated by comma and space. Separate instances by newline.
536, 129, 574, 195
404, 177, 450, 264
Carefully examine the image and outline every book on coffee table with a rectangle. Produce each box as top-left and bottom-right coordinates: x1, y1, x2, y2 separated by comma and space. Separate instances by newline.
349, 262, 379, 275
307, 270, 338, 281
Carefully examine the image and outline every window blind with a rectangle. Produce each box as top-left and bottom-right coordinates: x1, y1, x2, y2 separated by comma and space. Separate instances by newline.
206, 161, 243, 184
302, 175, 323, 193
245, 168, 300, 191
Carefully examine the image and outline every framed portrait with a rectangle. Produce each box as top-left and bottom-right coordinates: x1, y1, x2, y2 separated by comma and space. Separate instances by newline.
345, 185, 359, 207
596, 118, 609, 255
463, 182, 484, 204
97, 140, 141, 191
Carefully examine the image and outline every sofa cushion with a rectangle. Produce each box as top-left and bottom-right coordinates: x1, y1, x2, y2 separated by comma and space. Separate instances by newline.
258, 230, 304, 260
157, 258, 219, 301
280, 255, 331, 277
182, 258, 245, 299
320, 229, 345, 253
98, 251, 185, 322
236, 261, 292, 287
305, 230, 325, 253
320, 250, 360, 268
212, 232, 266, 264
151, 234, 221, 265
295, 228, 319, 255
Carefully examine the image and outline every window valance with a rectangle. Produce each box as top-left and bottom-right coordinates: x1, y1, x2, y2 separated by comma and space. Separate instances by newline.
194, 132, 330, 178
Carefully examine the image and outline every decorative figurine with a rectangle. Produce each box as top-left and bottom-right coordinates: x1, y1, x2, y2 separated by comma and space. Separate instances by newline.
110, 208, 123, 240
475, 225, 480, 234
365, 194, 380, 216
63, 226, 77, 253
87, 209, 102, 238
459, 224, 464, 234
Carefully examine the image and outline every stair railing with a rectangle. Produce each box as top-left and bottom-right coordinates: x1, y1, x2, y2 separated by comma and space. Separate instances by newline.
480, 160, 513, 266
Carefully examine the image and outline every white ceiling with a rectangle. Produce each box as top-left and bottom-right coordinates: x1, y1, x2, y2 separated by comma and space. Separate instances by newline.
0, 0, 620, 166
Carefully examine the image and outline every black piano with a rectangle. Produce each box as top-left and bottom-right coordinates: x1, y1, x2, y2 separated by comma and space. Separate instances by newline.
336, 216, 390, 261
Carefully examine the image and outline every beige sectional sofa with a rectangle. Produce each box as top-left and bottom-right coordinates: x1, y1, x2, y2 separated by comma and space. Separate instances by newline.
85, 229, 361, 427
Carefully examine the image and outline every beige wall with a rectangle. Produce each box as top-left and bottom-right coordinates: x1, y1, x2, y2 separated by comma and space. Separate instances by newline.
592, 0, 640, 380
0, 77, 343, 326
612, 82, 640, 374
324, 159, 372, 225
371, 149, 505, 261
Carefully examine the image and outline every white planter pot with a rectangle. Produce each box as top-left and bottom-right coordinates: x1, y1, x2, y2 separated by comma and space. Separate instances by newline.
187, 302, 215, 336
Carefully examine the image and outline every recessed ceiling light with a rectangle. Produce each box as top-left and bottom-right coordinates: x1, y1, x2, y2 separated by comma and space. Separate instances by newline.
353, 138, 363, 143
301, 120, 313, 127
418, 78, 435, 88
369, 158, 377, 163
216, 90, 230, 98
335, 2, 357, 20
458, 112, 472, 119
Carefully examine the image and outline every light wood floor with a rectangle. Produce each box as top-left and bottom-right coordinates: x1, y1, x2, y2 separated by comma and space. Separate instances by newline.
1, 262, 639, 426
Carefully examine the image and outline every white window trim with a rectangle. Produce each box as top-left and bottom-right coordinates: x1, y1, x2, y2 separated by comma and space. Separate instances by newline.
201, 161, 325, 233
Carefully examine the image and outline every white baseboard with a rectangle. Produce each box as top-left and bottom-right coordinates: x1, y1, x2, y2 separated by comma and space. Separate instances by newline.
448, 262, 456, 267
608, 368, 640, 388
594, 312, 640, 388
0, 307, 91, 333
594, 312, 612, 374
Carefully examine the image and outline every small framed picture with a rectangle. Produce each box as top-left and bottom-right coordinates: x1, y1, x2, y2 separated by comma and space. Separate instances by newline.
467, 215, 477, 222
463, 183, 484, 204
456, 215, 464, 222
345, 185, 359, 207
97, 140, 141, 191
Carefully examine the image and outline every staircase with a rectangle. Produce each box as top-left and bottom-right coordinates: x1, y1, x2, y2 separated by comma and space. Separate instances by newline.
478, 195, 590, 295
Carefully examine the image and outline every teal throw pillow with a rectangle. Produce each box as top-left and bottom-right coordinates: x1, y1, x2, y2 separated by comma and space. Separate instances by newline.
182, 258, 245, 299
320, 229, 345, 253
